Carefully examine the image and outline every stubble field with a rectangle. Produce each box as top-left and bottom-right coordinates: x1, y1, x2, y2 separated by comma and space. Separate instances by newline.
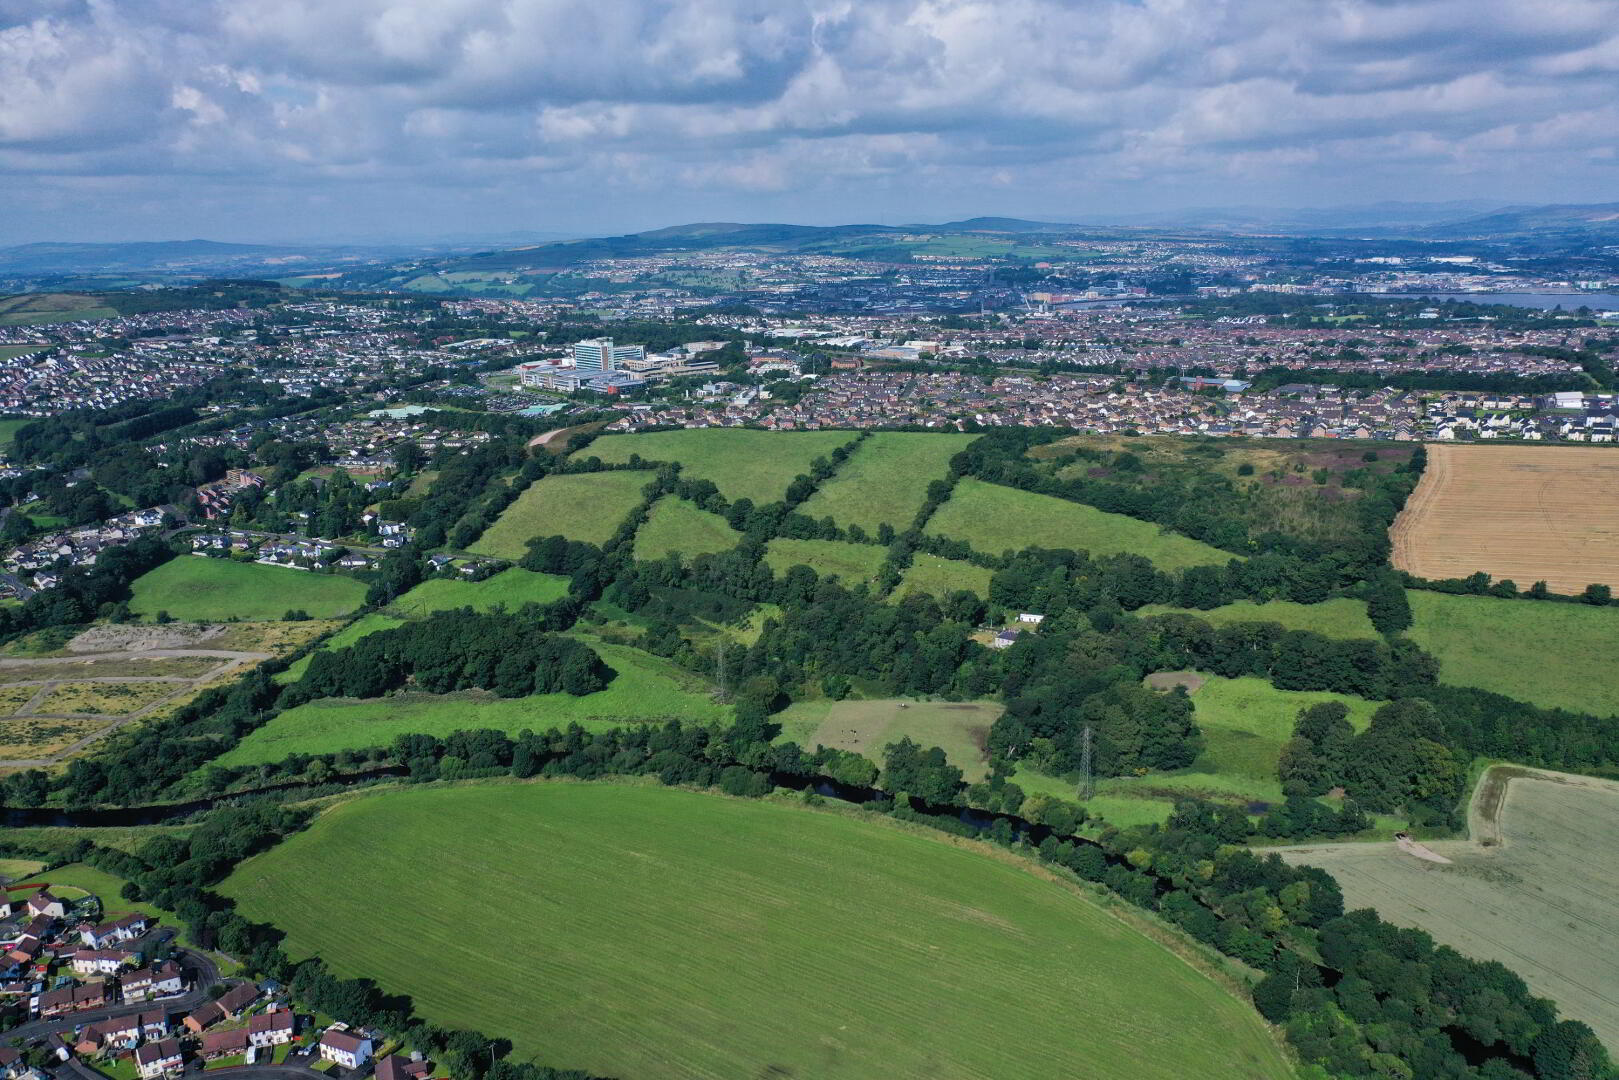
1279, 768, 1619, 1050
222, 782, 1296, 1080
1392, 444, 1619, 593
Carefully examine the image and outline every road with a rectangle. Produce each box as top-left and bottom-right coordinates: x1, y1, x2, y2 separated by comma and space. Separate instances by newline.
8, 946, 227, 1044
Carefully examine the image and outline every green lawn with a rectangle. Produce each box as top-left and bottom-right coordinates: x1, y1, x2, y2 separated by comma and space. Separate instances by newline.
1136, 598, 1376, 638
632, 497, 741, 561
128, 558, 367, 621
773, 697, 1002, 781
583, 429, 859, 505
221, 782, 1294, 1080
1406, 591, 1619, 716
925, 478, 1233, 571
391, 568, 571, 616
219, 638, 729, 766
764, 538, 887, 584
798, 433, 979, 532
0, 417, 30, 448
18, 863, 176, 926
893, 554, 994, 601
274, 614, 405, 684
470, 471, 653, 558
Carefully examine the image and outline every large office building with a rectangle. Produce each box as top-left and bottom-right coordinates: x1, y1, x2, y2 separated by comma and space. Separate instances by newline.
573, 338, 646, 372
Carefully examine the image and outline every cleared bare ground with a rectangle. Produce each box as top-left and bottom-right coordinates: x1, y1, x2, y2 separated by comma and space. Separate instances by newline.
1392, 444, 1619, 593
1278, 768, 1619, 1050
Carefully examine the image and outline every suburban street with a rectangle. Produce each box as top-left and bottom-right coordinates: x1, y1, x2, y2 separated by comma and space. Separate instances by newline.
9, 946, 227, 1043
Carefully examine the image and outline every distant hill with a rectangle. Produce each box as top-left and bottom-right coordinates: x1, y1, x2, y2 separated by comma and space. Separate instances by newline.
0, 239, 278, 273
1417, 202, 1619, 240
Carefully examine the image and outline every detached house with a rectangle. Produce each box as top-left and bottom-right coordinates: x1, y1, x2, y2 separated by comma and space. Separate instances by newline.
318, 1029, 374, 1070
25, 891, 65, 919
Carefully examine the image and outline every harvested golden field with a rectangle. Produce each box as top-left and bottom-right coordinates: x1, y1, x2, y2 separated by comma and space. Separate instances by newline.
1392, 444, 1619, 594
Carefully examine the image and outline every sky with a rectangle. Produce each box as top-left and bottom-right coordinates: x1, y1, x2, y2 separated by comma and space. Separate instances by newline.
3, 0, 1619, 245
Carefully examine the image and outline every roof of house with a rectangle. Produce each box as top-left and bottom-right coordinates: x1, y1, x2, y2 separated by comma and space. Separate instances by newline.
135, 1038, 180, 1065
201, 1028, 248, 1055
249, 1010, 294, 1033
320, 1030, 368, 1053
216, 982, 259, 1013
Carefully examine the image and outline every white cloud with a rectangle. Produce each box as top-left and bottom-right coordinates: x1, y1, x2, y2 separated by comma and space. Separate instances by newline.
2, 0, 1617, 239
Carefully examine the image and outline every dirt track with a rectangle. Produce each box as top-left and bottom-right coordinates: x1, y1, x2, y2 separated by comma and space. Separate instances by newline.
1392, 444, 1619, 593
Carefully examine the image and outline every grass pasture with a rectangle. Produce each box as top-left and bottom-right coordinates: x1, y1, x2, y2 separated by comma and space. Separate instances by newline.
220, 638, 728, 766
390, 569, 570, 617
0, 417, 31, 448
1188, 675, 1379, 782
926, 477, 1232, 571
774, 698, 1003, 781
582, 429, 858, 505
1279, 769, 1619, 1051
798, 432, 979, 532
469, 471, 652, 558
1020, 675, 1380, 829
632, 497, 740, 562
764, 538, 887, 584
222, 782, 1295, 1080
127, 558, 367, 621
1136, 598, 1376, 638
1405, 591, 1619, 716
0, 293, 117, 326
893, 555, 994, 600
1393, 443, 1619, 593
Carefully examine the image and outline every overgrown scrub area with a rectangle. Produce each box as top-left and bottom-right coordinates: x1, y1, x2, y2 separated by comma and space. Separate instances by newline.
1022, 432, 1422, 563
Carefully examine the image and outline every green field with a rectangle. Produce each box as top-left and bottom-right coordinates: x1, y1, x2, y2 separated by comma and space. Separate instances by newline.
1020, 674, 1379, 828
798, 433, 979, 532
1406, 591, 1619, 716
127, 558, 367, 621
764, 538, 887, 584
222, 782, 1294, 1080
274, 614, 405, 684
220, 638, 728, 766
470, 471, 652, 558
1189, 675, 1379, 781
1136, 598, 1376, 638
0, 418, 29, 448
893, 554, 994, 601
926, 478, 1232, 571
633, 497, 740, 561
0, 347, 42, 361
774, 698, 1002, 781
391, 568, 571, 616
0, 293, 117, 326
583, 429, 858, 505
